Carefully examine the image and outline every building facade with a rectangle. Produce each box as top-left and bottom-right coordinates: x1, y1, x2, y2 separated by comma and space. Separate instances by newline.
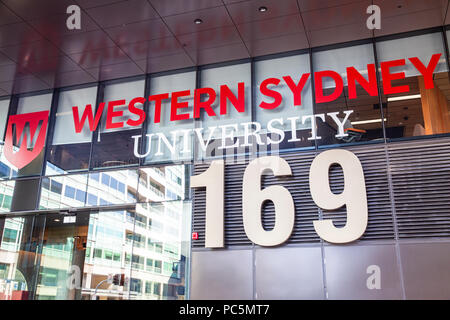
0, 0, 450, 300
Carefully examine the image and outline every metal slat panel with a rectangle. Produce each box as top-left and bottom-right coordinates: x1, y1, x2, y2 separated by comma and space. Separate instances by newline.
193, 143, 395, 247
388, 137, 450, 239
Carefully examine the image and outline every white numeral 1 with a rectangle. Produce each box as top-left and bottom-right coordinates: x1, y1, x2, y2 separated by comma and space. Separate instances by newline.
190, 160, 224, 248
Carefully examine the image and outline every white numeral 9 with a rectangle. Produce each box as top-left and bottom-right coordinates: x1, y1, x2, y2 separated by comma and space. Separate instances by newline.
309, 149, 368, 243
242, 156, 295, 246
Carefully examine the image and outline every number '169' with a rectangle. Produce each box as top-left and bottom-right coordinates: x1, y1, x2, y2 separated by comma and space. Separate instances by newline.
190, 149, 368, 247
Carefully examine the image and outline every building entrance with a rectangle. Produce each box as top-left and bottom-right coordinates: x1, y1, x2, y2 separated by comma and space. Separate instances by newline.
0, 206, 138, 300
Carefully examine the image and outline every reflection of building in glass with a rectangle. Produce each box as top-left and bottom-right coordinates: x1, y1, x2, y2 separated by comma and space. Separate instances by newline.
0, 144, 17, 213
0, 180, 15, 213
0, 218, 27, 300
0, 162, 189, 300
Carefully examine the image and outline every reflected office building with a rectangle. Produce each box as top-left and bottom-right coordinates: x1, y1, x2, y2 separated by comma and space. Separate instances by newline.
1, 0, 450, 300
0, 162, 190, 300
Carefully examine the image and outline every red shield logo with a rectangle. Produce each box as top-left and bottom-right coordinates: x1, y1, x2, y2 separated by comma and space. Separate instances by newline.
4, 111, 49, 169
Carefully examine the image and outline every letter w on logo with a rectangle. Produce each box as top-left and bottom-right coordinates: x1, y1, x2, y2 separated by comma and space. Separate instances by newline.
4, 111, 49, 169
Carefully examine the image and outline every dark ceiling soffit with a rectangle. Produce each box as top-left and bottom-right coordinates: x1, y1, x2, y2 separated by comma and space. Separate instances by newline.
1, 25, 450, 99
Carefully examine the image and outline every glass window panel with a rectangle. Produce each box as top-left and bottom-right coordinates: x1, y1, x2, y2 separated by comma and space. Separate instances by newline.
80, 209, 135, 299
35, 213, 82, 300
30, 210, 133, 300
17, 93, 52, 114
75, 189, 86, 203
145, 281, 152, 294
137, 165, 187, 202
0, 98, 10, 142
101, 173, 110, 186
100, 79, 145, 133
46, 86, 97, 175
145, 71, 195, 164
130, 278, 142, 293
65, 186, 75, 198
377, 32, 450, 139
91, 128, 141, 169
0, 215, 45, 300
0, 178, 39, 212
314, 44, 375, 87
0, 145, 17, 180
153, 282, 160, 295
110, 178, 117, 190
313, 43, 384, 146
50, 180, 62, 194
39, 174, 88, 210
53, 86, 97, 145
87, 193, 97, 206
377, 33, 447, 78
90, 172, 99, 182
0, 93, 52, 179
104, 250, 113, 260
0, 180, 15, 213
197, 63, 252, 161
130, 201, 191, 300
92, 80, 145, 169
94, 248, 102, 258
87, 169, 138, 206
255, 54, 314, 149
201, 63, 252, 131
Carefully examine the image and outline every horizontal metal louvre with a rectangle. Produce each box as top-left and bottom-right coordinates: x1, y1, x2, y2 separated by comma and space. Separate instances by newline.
192, 142, 396, 247
388, 138, 450, 239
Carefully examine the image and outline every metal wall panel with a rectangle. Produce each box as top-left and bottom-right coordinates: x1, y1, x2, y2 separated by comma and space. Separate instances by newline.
324, 243, 403, 299
191, 137, 450, 300
400, 242, 450, 299
255, 246, 324, 299
190, 249, 253, 300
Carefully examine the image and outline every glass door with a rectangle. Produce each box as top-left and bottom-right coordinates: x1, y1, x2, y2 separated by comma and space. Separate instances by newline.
0, 214, 45, 300
35, 212, 89, 300
0, 200, 190, 300
81, 208, 135, 300
33, 208, 136, 300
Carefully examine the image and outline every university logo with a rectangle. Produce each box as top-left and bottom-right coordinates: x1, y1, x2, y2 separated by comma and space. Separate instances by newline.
3, 111, 49, 169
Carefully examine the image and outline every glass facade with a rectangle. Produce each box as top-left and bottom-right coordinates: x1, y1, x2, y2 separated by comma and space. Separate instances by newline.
0, 164, 190, 300
46, 86, 97, 174
313, 43, 383, 146
1, 26, 450, 300
376, 32, 449, 139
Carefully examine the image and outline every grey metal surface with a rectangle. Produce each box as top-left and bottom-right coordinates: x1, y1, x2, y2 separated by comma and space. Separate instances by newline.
400, 242, 450, 299
193, 137, 450, 247
190, 249, 253, 300
323, 243, 403, 299
191, 137, 450, 299
255, 246, 324, 299
388, 138, 450, 239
